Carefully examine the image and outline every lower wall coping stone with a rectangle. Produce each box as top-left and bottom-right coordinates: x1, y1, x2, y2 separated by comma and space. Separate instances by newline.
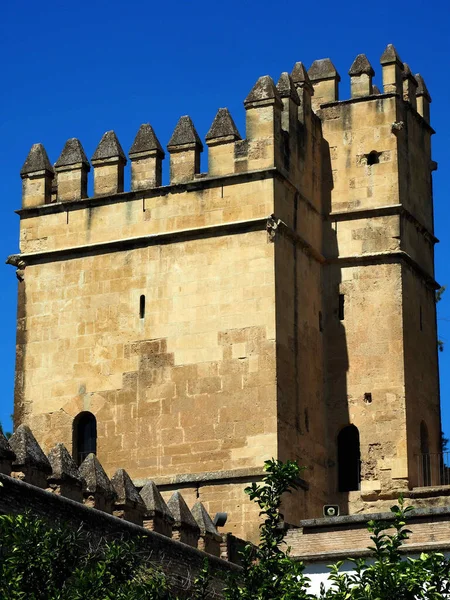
294, 504, 450, 531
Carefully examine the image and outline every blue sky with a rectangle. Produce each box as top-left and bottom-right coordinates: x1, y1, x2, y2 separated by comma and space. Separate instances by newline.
0, 0, 449, 438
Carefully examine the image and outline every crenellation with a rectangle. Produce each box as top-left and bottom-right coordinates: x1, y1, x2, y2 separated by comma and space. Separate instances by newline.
308, 58, 340, 108
191, 501, 222, 556
244, 75, 283, 171
290, 61, 313, 126
0, 430, 15, 476
129, 123, 165, 190
276, 73, 300, 174
380, 43, 404, 95
54, 138, 90, 202
140, 479, 174, 537
47, 442, 83, 502
9, 424, 52, 489
91, 130, 127, 196
206, 108, 241, 176
167, 491, 200, 548
348, 54, 375, 98
402, 63, 418, 110
415, 74, 432, 123
78, 453, 116, 513
111, 467, 146, 525
167, 115, 203, 184
20, 143, 54, 208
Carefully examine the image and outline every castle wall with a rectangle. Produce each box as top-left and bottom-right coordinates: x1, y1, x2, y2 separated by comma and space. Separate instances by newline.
19, 176, 273, 254
402, 265, 441, 486
11, 47, 441, 538
320, 96, 400, 214
272, 174, 328, 522
397, 103, 434, 234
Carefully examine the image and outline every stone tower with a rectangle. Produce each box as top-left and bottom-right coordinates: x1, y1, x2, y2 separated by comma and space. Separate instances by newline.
9, 44, 440, 542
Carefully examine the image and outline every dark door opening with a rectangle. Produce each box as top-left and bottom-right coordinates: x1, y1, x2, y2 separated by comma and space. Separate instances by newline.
337, 424, 361, 492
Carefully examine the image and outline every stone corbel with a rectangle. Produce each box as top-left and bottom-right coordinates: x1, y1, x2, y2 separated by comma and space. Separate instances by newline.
6, 255, 27, 281
266, 214, 282, 242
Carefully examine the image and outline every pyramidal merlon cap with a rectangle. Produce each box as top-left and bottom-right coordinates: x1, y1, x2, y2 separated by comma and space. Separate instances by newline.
206, 108, 241, 142
167, 491, 199, 529
54, 138, 90, 169
191, 501, 219, 536
0, 429, 15, 461
140, 480, 174, 519
380, 44, 403, 66
244, 75, 280, 106
20, 143, 54, 176
129, 123, 164, 157
9, 424, 51, 472
47, 443, 82, 482
79, 453, 115, 496
415, 74, 432, 101
276, 72, 300, 103
91, 130, 127, 162
291, 62, 312, 87
349, 54, 375, 77
168, 116, 203, 150
111, 468, 144, 506
308, 59, 340, 82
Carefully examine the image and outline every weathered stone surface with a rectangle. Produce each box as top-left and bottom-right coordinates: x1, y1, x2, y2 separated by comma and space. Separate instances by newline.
291, 62, 312, 88
54, 138, 90, 168
191, 501, 219, 536
308, 58, 340, 81
416, 74, 431, 100
167, 116, 203, 149
92, 131, 127, 162
20, 143, 53, 176
167, 491, 199, 529
244, 75, 280, 105
47, 443, 82, 482
0, 430, 15, 461
402, 63, 414, 80
9, 425, 51, 472
206, 108, 241, 142
140, 480, 173, 518
380, 43, 403, 65
129, 123, 164, 157
276, 72, 300, 103
111, 468, 144, 506
79, 454, 115, 497
349, 54, 375, 77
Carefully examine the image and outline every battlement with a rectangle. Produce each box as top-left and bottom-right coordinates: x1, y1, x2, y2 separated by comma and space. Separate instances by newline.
19, 44, 432, 214
1, 424, 224, 557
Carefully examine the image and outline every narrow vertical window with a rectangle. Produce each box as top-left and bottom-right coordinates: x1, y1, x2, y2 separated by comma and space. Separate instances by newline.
140, 295, 146, 319
338, 294, 345, 320
337, 425, 361, 492
420, 421, 431, 486
73, 412, 97, 466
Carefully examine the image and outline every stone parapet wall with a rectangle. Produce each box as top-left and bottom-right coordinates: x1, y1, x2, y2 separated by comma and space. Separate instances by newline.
0, 472, 239, 596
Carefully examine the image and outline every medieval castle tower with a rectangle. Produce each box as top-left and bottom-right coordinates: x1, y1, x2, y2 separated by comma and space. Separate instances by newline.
9, 44, 440, 541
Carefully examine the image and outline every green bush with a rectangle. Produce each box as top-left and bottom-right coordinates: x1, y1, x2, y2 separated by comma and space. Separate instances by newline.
1, 460, 450, 599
